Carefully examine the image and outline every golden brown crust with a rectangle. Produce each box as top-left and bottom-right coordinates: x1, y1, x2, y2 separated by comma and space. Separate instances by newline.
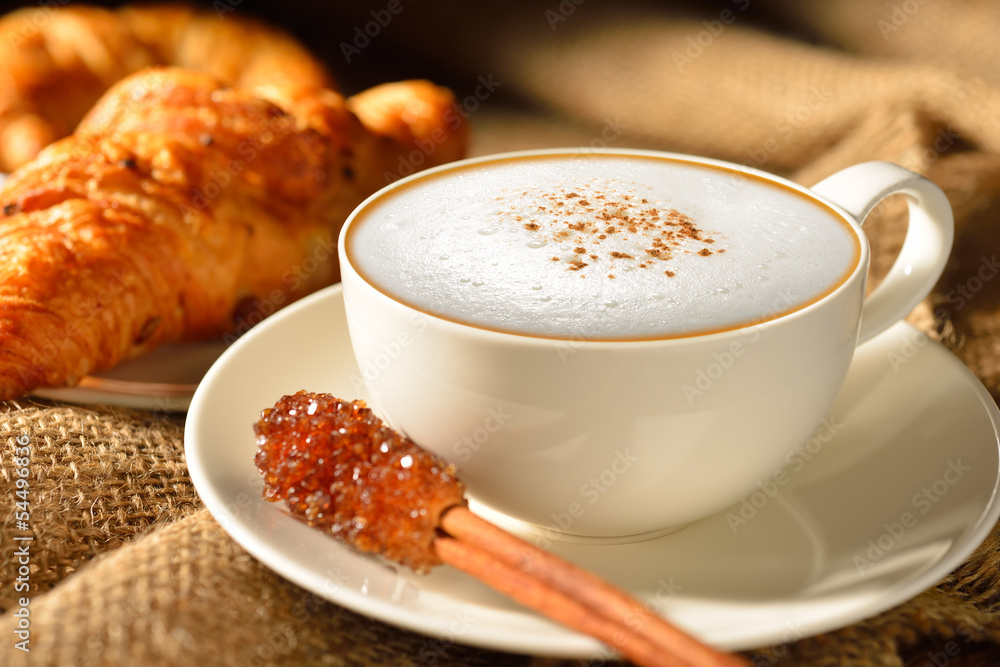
347, 80, 469, 175
118, 4, 334, 92
0, 3, 333, 172
0, 67, 467, 398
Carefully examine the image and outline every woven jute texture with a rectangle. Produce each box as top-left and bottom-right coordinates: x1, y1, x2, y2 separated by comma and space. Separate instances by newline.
3, 0, 1000, 665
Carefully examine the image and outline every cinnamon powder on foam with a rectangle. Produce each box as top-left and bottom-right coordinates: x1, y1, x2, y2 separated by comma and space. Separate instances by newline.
503, 184, 722, 280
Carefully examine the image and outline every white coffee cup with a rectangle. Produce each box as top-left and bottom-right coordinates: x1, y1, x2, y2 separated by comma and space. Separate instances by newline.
338, 149, 953, 540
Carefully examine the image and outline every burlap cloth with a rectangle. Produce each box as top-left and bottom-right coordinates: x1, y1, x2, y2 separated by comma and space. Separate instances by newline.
3, 1, 1000, 664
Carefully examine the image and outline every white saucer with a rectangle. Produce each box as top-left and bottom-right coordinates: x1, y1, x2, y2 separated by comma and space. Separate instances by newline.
185, 284, 1000, 656
32, 340, 228, 411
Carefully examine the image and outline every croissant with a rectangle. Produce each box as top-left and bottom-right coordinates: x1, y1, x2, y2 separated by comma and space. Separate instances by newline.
0, 67, 467, 399
0, 2, 333, 172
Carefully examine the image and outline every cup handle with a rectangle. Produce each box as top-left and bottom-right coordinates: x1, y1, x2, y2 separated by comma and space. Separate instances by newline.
810, 161, 954, 345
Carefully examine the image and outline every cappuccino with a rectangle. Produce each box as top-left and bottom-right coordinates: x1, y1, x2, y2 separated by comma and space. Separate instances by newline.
345, 154, 861, 340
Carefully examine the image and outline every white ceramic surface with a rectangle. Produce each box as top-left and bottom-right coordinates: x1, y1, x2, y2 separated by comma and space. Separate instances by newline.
185, 284, 1000, 656
339, 152, 954, 537
31, 340, 228, 411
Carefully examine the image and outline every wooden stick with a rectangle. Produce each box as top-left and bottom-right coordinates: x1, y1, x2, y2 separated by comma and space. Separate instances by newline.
439, 506, 746, 667
435, 535, 674, 666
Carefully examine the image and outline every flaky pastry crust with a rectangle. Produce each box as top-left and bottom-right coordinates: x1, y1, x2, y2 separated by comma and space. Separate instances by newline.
0, 3, 334, 171
0, 67, 467, 398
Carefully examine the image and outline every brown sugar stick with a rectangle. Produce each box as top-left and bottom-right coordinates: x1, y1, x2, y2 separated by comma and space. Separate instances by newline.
254, 391, 747, 667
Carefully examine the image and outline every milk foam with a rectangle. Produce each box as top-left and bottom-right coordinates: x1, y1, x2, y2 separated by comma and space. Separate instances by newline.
346, 155, 860, 340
